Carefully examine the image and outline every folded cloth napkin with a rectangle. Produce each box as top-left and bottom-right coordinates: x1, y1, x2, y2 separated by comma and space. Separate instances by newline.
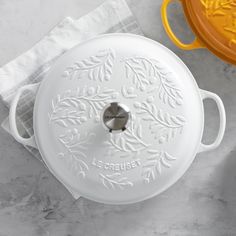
0, 0, 142, 198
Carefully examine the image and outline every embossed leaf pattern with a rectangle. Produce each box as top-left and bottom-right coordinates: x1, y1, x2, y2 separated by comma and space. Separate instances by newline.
58, 129, 95, 178
134, 101, 185, 142
124, 58, 150, 91
123, 57, 183, 108
200, 0, 236, 46
59, 128, 95, 158
99, 173, 133, 190
49, 86, 117, 127
153, 63, 183, 108
63, 49, 115, 82
48, 51, 186, 187
201, 0, 236, 16
104, 118, 149, 157
121, 86, 137, 99
142, 150, 176, 183
59, 152, 89, 178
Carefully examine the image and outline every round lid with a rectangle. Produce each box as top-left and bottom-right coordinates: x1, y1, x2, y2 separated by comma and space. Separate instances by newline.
182, 0, 236, 64
34, 34, 204, 204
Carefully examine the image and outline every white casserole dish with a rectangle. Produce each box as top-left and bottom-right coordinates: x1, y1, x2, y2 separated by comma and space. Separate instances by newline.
9, 34, 226, 204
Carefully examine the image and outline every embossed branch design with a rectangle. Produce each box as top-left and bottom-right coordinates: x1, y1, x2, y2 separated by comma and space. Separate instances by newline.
142, 150, 176, 183
49, 86, 118, 127
123, 57, 183, 108
201, 0, 236, 16
224, 13, 236, 46
123, 58, 149, 91
200, 0, 236, 46
58, 129, 95, 178
63, 49, 115, 82
47, 50, 187, 189
134, 100, 185, 143
99, 173, 134, 190
121, 86, 137, 99
104, 118, 150, 158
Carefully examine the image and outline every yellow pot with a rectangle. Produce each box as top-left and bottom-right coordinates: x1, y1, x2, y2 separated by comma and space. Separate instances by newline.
162, 0, 236, 65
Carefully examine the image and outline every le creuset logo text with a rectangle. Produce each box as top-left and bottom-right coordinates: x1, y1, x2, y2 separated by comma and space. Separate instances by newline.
104, 115, 126, 119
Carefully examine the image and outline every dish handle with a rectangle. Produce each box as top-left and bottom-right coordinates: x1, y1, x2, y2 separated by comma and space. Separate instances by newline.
161, 0, 204, 50
9, 83, 39, 148
198, 90, 226, 153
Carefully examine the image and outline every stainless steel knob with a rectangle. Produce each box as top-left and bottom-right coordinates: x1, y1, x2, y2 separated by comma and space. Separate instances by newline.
102, 102, 130, 132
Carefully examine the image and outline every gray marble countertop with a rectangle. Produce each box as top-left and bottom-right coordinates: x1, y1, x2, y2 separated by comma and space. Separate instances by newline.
0, 0, 236, 235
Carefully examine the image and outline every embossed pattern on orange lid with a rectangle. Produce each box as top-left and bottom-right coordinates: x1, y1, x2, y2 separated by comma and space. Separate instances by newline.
161, 0, 236, 64
183, 0, 236, 64
202, 0, 236, 46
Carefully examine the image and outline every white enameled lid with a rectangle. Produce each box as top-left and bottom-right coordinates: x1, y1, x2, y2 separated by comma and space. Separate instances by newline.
34, 34, 204, 204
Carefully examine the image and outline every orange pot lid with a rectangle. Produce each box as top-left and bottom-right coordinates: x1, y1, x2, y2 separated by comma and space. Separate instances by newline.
182, 0, 236, 64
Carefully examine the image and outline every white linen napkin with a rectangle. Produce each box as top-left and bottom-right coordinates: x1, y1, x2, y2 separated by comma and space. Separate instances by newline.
0, 0, 142, 198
